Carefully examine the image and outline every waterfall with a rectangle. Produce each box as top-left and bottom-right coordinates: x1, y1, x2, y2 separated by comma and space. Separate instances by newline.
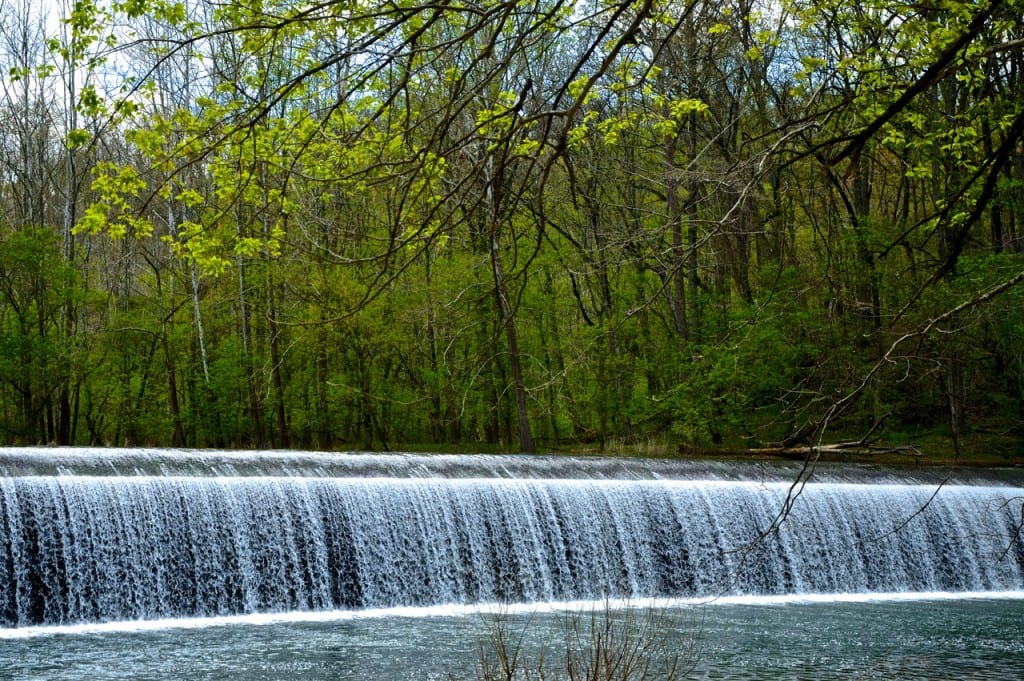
2, 456, 1023, 628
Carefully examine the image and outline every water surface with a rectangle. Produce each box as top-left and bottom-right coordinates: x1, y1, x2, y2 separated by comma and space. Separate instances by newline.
2, 595, 1022, 680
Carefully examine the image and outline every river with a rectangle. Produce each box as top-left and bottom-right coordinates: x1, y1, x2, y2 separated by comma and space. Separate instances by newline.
1, 448, 1022, 679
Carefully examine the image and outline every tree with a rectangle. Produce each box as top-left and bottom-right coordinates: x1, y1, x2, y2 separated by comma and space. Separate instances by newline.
21, 0, 1016, 455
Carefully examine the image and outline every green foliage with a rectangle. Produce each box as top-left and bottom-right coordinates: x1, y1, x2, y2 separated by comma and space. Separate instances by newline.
1, 0, 1022, 455
0, 229, 81, 442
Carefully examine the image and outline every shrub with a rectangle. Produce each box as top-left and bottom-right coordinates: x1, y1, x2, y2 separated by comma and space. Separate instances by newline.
453, 601, 702, 681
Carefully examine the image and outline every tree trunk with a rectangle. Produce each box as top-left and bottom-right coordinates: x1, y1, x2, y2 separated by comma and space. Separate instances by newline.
667, 171, 689, 340
237, 255, 266, 447
490, 231, 535, 454
268, 295, 290, 449
162, 326, 187, 448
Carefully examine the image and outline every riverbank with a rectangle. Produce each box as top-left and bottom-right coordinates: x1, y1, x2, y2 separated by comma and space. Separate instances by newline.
401, 430, 1024, 468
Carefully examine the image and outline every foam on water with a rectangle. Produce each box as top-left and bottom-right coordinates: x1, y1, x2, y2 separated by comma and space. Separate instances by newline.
3, 590, 1024, 640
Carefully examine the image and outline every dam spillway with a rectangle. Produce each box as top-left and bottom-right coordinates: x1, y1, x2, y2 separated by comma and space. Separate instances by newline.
1, 449, 1022, 628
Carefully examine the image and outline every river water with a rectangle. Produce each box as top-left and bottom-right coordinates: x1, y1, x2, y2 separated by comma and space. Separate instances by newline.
2, 449, 1023, 679
1, 594, 1022, 680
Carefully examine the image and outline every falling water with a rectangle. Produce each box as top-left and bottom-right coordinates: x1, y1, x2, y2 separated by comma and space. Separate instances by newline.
1, 449, 1022, 628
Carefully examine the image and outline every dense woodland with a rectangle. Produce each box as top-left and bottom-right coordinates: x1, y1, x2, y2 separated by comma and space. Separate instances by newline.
0, 0, 1022, 455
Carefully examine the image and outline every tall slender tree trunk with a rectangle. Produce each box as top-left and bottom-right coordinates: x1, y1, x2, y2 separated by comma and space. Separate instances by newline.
260, 164, 290, 449
169, 200, 210, 383
56, 19, 81, 446
315, 318, 331, 450
852, 159, 881, 333
424, 255, 445, 443
982, 115, 1005, 253
665, 155, 689, 341
162, 324, 187, 447
489, 229, 535, 454
267, 280, 290, 448
237, 244, 266, 447
686, 185, 702, 340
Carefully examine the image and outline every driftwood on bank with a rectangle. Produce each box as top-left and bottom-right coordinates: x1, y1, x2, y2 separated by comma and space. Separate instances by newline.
746, 414, 923, 461
677, 440, 924, 461
678, 415, 924, 461
745, 441, 924, 460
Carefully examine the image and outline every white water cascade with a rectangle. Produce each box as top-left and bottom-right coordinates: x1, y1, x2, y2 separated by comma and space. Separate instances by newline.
1, 449, 1022, 628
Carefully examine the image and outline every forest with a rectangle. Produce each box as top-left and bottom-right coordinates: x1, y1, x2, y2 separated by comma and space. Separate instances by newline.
0, 0, 1022, 456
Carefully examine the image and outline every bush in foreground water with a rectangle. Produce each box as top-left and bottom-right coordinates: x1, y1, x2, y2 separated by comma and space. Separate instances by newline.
452, 602, 702, 681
